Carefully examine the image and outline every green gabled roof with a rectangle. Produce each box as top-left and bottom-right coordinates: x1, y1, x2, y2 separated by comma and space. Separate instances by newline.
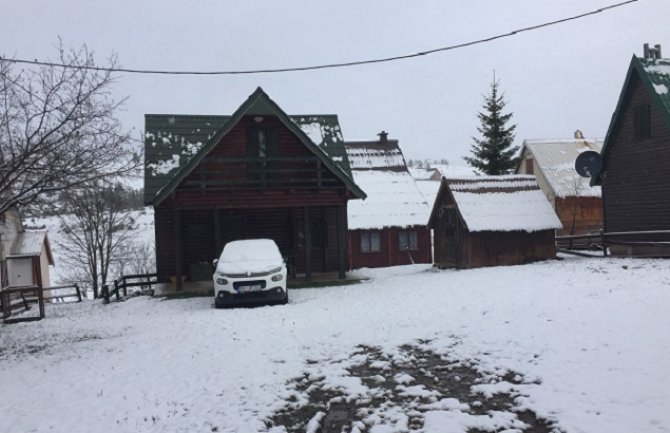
144, 87, 365, 205
600, 55, 670, 164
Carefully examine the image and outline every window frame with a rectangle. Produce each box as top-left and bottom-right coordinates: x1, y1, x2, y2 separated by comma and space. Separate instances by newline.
398, 230, 418, 252
360, 231, 381, 253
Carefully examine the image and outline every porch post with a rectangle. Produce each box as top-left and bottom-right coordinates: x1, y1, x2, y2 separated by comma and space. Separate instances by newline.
336, 205, 347, 279
304, 207, 312, 279
174, 208, 183, 291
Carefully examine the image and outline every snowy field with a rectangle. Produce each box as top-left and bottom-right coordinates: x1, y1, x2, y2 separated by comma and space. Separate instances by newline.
1, 256, 668, 433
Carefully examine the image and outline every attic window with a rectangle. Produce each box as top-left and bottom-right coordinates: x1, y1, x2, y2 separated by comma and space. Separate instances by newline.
633, 104, 651, 139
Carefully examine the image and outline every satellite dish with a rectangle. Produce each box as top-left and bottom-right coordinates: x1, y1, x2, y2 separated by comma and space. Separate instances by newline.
575, 151, 603, 178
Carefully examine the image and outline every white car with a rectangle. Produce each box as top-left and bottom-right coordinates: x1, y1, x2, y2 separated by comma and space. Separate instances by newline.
213, 239, 288, 307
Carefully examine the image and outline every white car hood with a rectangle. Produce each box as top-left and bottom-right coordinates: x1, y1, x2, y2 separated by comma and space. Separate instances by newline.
216, 260, 282, 275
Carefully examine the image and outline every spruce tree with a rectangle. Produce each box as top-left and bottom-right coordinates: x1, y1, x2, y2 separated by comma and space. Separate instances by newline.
464, 78, 520, 174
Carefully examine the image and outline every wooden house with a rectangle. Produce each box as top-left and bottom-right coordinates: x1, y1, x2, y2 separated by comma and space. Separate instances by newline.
592, 45, 670, 256
0, 209, 54, 288
344, 133, 432, 268
144, 88, 365, 288
517, 134, 603, 236
428, 175, 562, 269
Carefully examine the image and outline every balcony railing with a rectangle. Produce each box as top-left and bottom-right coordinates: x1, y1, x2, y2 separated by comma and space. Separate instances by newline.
180, 156, 342, 190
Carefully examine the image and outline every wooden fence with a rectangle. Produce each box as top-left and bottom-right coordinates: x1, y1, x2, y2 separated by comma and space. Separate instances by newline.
556, 229, 670, 257
101, 273, 158, 304
1, 285, 44, 324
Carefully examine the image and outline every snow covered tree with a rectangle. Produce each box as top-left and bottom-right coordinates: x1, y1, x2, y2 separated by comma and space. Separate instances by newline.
0, 41, 138, 214
464, 79, 520, 175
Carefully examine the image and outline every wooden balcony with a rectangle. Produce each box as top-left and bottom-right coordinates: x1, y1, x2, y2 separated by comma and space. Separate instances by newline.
180, 156, 341, 191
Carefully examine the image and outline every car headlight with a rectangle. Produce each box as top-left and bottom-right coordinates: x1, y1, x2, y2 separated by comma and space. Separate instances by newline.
271, 274, 283, 282
216, 278, 228, 285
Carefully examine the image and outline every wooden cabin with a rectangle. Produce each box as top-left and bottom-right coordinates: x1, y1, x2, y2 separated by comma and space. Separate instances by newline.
592, 45, 670, 257
517, 135, 603, 236
344, 133, 432, 269
6, 231, 54, 288
144, 88, 365, 288
0, 209, 54, 288
428, 175, 562, 269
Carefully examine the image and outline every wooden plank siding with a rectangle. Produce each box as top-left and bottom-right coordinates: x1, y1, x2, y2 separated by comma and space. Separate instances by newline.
177, 115, 342, 193
554, 196, 603, 235
601, 71, 670, 255
348, 228, 432, 269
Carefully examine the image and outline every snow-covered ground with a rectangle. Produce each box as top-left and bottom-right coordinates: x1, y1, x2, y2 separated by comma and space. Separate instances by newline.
1, 257, 668, 433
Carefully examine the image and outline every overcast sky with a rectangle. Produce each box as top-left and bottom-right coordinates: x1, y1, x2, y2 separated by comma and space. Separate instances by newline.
1, 0, 666, 164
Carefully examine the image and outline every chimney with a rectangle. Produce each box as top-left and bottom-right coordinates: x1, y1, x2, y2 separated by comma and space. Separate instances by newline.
643, 43, 662, 59
574, 129, 584, 139
377, 130, 388, 145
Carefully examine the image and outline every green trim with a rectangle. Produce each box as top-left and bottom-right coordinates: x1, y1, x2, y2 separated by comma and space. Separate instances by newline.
151, 87, 365, 205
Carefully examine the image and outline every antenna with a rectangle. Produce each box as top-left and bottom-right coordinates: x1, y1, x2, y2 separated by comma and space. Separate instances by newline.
575, 151, 603, 178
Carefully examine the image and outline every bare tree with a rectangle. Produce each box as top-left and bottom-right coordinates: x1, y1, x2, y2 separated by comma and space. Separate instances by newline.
57, 181, 135, 298
0, 41, 138, 215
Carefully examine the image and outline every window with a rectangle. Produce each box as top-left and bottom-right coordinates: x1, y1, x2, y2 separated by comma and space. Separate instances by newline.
633, 104, 651, 139
525, 158, 534, 174
360, 231, 380, 253
398, 230, 418, 251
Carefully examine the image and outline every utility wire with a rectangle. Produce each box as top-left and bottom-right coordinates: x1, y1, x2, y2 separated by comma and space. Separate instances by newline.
0, 0, 638, 75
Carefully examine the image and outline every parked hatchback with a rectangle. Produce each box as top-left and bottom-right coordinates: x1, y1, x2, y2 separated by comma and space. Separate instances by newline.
213, 239, 288, 307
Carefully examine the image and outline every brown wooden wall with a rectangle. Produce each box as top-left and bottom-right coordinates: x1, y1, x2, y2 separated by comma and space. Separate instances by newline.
465, 230, 556, 268
347, 227, 432, 269
602, 72, 670, 235
554, 196, 603, 235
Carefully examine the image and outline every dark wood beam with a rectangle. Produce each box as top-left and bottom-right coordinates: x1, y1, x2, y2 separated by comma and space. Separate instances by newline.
174, 208, 183, 291
304, 207, 312, 279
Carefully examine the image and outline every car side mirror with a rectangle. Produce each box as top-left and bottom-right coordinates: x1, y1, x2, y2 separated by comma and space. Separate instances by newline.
212, 258, 218, 268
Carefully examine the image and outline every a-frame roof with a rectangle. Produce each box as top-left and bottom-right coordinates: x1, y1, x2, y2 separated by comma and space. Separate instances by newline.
519, 138, 603, 198
9, 230, 54, 265
144, 87, 365, 205
428, 175, 562, 233
599, 55, 670, 165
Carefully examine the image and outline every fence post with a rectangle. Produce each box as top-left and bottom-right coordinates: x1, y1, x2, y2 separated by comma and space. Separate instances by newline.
75, 283, 82, 302
600, 229, 607, 257
113, 280, 120, 300
122, 277, 128, 297
37, 285, 45, 320
102, 284, 110, 304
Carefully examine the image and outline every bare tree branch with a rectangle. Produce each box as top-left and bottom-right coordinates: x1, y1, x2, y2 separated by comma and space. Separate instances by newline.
0, 41, 138, 214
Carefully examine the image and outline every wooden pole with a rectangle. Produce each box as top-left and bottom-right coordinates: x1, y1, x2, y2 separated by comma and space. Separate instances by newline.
175, 208, 183, 291
304, 207, 312, 279
336, 205, 346, 279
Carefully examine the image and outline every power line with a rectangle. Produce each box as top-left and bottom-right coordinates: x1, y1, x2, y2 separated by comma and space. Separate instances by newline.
0, 0, 638, 76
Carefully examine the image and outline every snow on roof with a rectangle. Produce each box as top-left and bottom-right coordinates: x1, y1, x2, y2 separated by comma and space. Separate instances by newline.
9, 230, 53, 263
446, 175, 562, 233
415, 180, 441, 209
523, 139, 603, 198
408, 167, 440, 180
344, 140, 406, 170
348, 170, 431, 230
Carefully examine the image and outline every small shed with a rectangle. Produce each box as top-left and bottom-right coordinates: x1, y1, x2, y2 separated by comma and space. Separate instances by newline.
6, 230, 54, 288
344, 133, 432, 268
428, 175, 562, 269
592, 45, 670, 257
518, 135, 603, 235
